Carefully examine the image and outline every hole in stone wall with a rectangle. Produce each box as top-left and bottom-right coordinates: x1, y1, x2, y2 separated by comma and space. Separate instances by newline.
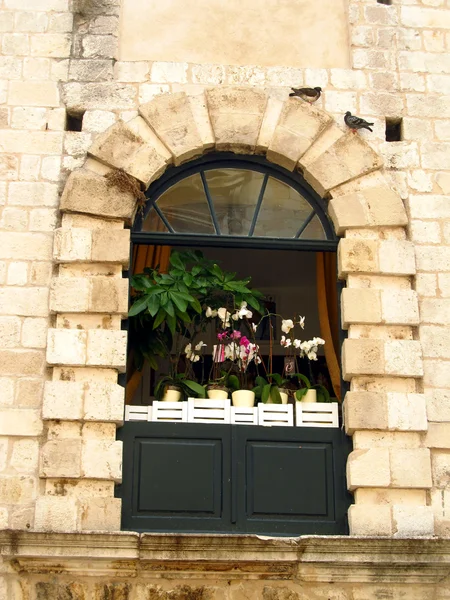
377, 0, 392, 5
385, 118, 402, 142
65, 111, 84, 132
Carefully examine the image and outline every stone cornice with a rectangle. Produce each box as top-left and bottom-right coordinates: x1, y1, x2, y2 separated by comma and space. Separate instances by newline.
1, 531, 449, 583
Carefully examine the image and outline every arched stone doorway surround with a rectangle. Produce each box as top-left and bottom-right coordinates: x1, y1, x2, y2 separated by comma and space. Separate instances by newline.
41, 87, 433, 537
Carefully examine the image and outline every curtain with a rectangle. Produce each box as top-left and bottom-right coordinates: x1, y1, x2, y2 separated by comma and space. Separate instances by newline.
316, 252, 341, 401
125, 245, 171, 404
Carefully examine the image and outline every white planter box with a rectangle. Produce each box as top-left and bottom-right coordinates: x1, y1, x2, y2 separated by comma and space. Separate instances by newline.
152, 400, 188, 422
295, 402, 339, 428
231, 406, 258, 425
258, 403, 294, 427
187, 398, 231, 424
125, 405, 152, 421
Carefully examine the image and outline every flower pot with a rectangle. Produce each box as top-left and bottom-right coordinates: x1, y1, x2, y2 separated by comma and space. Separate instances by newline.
232, 390, 255, 408
267, 388, 289, 404
302, 389, 317, 403
162, 386, 181, 402
207, 387, 229, 400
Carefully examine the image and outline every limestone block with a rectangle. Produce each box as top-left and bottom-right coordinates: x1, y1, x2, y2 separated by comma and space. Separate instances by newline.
379, 241, 416, 275
342, 338, 385, 380
86, 330, 127, 371
384, 340, 423, 377
347, 448, 390, 490
420, 299, 450, 325
53, 228, 92, 262
80, 497, 121, 531
91, 229, 130, 265
8, 81, 59, 107
267, 98, 332, 170
84, 382, 124, 422
39, 439, 82, 477
0, 232, 53, 261
341, 288, 381, 328
390, 448, 432, 488
88, 120, 172, 187
50, 277, 90, 313
0, 349, 44, 376
426, 389, 450, 422
0, 476, 36, 505
431, 451, 450, 488
206, 87, 268, 153
60, 169, 136, 221
187, 92, 215, 150
88, 277, 128, 314
43, 381, 84, 420
338, 239, 379, 277
426, 423, 450, 449
393, 505, 434, 537
0, 287, 49, 318
10, 439, 39, 474
381, 290, 419, 325
348, 504, 393, 536
300, 132, 383, 196
81, 440, 122, 481
256, 96, 284, 153
344, 391, 388, 434
0, 408, 43, 436
47, 329, 87, 366
329, 186, 407, 234
355, 488, 427, 506
140, 92, 204, 165
386, 393, 427, 431
34, 496, 78, 532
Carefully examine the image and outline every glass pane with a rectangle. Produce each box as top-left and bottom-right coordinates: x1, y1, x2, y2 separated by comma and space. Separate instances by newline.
299, 215, 326, 240
205, 169, 264, 236
145, 173, 215, 234
141, 208, 169, 233
253, 177, 314, 238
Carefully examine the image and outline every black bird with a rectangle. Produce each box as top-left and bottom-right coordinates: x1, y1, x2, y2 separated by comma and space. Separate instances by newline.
344, 111, 374, 133
289, 86, 322, 103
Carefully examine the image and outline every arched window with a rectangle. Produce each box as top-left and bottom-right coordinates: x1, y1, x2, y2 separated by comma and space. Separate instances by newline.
121, 153, 349, 537
132, 153, 337, 250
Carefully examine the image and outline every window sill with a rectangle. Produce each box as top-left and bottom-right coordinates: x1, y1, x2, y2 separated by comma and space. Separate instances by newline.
0, 530, 448, 583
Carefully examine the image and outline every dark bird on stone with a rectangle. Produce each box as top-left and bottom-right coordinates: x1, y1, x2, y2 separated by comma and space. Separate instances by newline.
344, 111, 374, 133
289, 86, 322, 103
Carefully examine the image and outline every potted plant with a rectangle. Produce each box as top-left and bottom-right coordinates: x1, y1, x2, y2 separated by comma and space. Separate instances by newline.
154, 372, 206, 402
253, 373, 290, 404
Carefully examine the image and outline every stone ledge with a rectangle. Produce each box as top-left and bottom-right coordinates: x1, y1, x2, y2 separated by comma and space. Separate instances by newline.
0, 531, 449, 583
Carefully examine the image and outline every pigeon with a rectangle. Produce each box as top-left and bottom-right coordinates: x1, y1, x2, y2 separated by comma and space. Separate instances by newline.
344, 111, 374, 133
289, 86, 322, 103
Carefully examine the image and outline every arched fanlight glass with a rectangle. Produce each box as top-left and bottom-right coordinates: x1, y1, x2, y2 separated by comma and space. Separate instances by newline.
133, 154, 336, 245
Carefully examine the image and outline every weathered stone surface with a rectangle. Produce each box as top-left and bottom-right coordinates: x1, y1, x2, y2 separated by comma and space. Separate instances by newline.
341, 288, 382, 327
300, 132, 383, 196
88, 119, 172, 186
80, 497, 121, 531
206, 87, 268, 153
34, 496, 78, 532
91, 229, 130, 265
86, 329, 127, 371
338, 239, 379, 276
267, 98, 332, 170
60, 169, 137, 221
349, 504, 393, 536
84, 382, 124, 422
344, 391, 388, 434
81, 440, 122, 481
43, 381, 84, 420
40, 439, 82, 477
140, 92, 204, 165
347, 448, 391, 490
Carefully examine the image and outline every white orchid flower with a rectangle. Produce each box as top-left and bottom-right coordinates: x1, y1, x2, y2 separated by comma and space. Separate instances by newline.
184, 343, 192, 358
307, 351, 318, 361
298, 316, 305, 329
231, 312, 240, 321
194, 341, 206, 351
192, 354, 200, 363
280, 335, 291, 348
217, 307, 231, 327
293, 339, 301, 349
238, 306, 252, 319
206, 306, 218, 318
251, 323, 257, 332
281, 319, 294, 334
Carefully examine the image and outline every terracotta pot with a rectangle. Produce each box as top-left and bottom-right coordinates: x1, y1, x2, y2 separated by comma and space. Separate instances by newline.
231, 390, 255, 408
207, 386, 229, 400
162, 386, 181, 402
302, 389, 317, 403
267, 387, 289, 404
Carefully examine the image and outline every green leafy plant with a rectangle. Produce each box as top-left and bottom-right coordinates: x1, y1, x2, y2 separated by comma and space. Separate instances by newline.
206, 370, 240, 393
291, 373, 331, 403
154, 373, 206, 401
253, 374, 290, 404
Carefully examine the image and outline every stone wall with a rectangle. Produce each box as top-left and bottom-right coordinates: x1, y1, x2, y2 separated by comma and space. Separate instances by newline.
0, 0, 450, 594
